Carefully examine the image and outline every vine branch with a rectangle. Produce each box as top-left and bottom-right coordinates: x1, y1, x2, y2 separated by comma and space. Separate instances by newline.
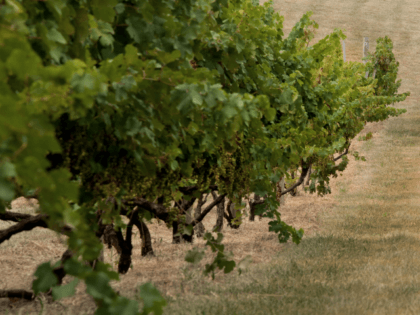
0, 213, 73, 244
191, 192, 227, 226
334, 145, 350, 162
0, 289, 35, 300
280, 166, 310, 196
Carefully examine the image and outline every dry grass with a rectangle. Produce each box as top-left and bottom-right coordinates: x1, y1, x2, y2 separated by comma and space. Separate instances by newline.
2, 0, 420, 314
0, 189, 333, 314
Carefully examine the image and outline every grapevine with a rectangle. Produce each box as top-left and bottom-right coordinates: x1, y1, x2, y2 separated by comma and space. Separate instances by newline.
0, 0, 409, 313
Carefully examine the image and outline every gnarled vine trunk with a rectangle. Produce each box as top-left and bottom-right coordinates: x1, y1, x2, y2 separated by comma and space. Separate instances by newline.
225, 199, 241, 229
194, 194, 207, 238
102, 224, 122, 254
212, 191, 225, 232
172, 196, 197, 244
305, 165, 312, 186
290, 171, 297, 196
276, 177, 286, 206
135, 220, 154, 256
249, 194, 261, 222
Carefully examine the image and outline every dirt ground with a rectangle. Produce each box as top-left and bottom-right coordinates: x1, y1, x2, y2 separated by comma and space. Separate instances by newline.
0, 179, 338, 314
1, 0, 419, 314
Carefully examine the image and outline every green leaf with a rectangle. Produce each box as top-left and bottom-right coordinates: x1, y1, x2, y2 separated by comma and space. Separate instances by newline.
125, 44, 139, 65
221, 258, 236, 274
63, 259, 91, 277
154, 50, 181, 65
125, 16, 143, 43
137, 283, 167, 315
4, 0, 24, 14
6, 49, 42, 79
222, 104, 237, 119
51, 278, 79, 300
264, 107, 276, 121
125, 116, 142, 136
97, 297, 140, 315
70, 73, 96, 92
32, 262, 58, 294
91, 0, 118, 23
187, 122, 199, 135
182, 224, 194, 236
85, 272, 115, 300
0, 161, 17, 177
47, 28, 67, 44
169, 159, 179, 171
185, 248, 205, 264
0, 179, 15, 201
114, 3, 125, 14
235, 37, 246, 53
190, 89, 203, 106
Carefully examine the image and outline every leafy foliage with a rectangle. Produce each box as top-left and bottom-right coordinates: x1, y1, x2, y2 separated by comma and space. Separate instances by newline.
186, 232, 237, 280
137, 283, 166, 315
0, 0, 409, 313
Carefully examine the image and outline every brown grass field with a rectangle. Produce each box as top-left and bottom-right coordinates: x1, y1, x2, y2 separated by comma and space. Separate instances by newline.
1, 0, 420, 314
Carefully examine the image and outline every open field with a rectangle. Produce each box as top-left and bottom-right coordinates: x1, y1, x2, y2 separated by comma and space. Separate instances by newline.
1, 0, 420, 314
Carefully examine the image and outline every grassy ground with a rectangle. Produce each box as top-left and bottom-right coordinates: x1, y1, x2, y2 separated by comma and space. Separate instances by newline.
1, 0, 419, 314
